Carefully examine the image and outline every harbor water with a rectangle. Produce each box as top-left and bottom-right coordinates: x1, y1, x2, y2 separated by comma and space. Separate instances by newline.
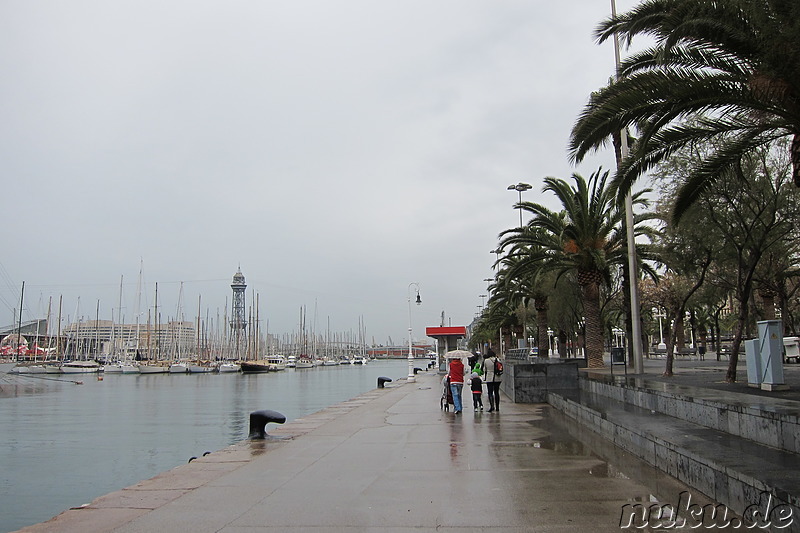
0, 359, 413, 533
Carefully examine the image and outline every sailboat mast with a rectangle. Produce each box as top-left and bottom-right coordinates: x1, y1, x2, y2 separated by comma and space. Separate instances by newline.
95, 300, 100, 359
57, 295, 62, 360
196, 294, 201, 359
116, 275, 123, 359
16, 281, 24, 361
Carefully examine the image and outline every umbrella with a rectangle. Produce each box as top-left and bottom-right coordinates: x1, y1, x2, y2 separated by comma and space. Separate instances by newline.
445, 350, 473, 360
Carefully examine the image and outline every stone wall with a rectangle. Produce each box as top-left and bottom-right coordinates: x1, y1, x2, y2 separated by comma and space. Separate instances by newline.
501, 359, 581, 403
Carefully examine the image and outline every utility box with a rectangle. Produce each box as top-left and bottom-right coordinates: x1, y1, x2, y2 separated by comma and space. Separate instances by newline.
783, 336, 800, 364
757, 320, 787, 391
745, 338, 761, 387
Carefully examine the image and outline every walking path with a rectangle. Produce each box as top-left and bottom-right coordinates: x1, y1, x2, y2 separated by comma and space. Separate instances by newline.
17, 365, 739, 533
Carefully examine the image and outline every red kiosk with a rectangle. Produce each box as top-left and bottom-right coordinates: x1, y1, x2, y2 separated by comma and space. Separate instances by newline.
426, 326, 468, 372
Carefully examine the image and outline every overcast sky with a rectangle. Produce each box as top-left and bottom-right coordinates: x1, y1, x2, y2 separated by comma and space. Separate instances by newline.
1, 0, 643, 346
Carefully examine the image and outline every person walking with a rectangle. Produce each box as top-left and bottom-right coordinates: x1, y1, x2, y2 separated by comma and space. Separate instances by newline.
448, 355, 466, 414
469, 352, 483, 377
470, 371, 483, 412
483, 348, 502, 412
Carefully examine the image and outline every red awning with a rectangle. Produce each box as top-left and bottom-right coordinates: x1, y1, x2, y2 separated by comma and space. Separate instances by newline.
425, 326, 467, 337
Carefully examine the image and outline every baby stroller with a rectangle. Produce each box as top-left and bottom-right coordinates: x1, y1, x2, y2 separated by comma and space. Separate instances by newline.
441, 376, 454, 411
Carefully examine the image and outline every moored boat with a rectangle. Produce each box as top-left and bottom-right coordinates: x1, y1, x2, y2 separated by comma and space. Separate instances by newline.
102, 360, 140, 374
295, 356, 315, 369
169, 361, 189, 373
240, 360, 273, 373
137, 362, 170, 374
61, 360, 100, 374
267, 355, 287, 371
187, 361, 215, 373
217, 361, 241, 373
9, 363, 48, 374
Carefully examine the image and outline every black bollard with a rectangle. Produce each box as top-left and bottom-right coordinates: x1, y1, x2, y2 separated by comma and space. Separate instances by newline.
377, 376, 392, 388
413, 367, 422, 374
248, 409, 286, 439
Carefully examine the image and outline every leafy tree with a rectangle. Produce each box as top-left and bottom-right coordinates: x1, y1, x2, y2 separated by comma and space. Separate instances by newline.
654, 140, 800, 381
569, 0, 800, 220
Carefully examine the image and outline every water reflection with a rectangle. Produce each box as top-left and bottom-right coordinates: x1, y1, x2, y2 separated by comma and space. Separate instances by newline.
0, 359, 412, 533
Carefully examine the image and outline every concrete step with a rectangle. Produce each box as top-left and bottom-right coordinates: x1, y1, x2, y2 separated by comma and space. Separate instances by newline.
582, 371, 800, 455
549, 389, 800, 531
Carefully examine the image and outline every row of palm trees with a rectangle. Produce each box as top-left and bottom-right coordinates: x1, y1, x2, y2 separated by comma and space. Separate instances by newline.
470, 1, 800, 381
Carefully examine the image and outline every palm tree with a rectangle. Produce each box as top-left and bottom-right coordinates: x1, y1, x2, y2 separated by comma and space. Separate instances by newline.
569, 0, 800, 221
500, 169, 657, 368
492, 249, 555, 357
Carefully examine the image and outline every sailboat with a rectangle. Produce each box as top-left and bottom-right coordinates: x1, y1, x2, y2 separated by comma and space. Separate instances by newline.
240, 294, 272, 373
103, 282, 140, 374
138, 283, 169, 374
187, 295, 215, 373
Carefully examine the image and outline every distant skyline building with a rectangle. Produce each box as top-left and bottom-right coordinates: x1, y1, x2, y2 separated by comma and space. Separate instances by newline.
230, 267, 247, 359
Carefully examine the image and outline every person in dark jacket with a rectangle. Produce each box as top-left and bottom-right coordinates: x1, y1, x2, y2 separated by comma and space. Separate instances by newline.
470, 371, 483, 411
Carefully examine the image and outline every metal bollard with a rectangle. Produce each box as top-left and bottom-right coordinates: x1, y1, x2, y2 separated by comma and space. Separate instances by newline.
377, 376, 392, 388
413, 367, 422, 374
248, 409, 286, 439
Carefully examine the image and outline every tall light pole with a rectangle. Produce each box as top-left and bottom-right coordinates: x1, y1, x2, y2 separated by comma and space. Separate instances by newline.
507, 182, 533, 228
610, 0, 644, 374
489, 249, 501, 270
407, 282, 421, 383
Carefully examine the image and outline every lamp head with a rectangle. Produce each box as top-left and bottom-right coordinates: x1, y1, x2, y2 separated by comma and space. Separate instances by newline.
415, 292, 422, 305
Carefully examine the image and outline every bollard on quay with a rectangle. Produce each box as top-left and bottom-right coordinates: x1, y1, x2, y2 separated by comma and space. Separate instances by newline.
377, 376, 392, 388
413, 367, 422, 374
248, 409, 286, 439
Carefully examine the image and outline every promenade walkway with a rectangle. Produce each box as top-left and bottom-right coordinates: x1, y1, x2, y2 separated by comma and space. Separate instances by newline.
17, 367, 729, 533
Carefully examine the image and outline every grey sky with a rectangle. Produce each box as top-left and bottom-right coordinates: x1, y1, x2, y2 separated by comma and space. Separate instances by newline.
1, 0, 640, 345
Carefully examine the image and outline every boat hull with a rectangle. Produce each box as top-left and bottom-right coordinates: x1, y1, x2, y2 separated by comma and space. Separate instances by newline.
217, 362, 241, 373
61, 362, 100, 374
240, 360, 274, 373
137, 364, 170, 374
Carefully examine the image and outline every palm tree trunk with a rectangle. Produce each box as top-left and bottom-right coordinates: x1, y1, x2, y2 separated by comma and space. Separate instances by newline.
535, 301, 548, 358
581, 279, 604, 368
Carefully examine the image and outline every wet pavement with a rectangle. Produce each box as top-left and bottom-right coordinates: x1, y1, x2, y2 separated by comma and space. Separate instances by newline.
14, 367, 740, 533
591, 353, 800, 410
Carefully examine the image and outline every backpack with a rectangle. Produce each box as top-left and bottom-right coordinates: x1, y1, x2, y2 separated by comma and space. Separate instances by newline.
494, 358, 504, 376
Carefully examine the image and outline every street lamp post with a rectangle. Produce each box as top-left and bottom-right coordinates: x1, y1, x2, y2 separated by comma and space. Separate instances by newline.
489, 249, 501, 270
611, 0, 644, 374
507, 182, 533, 228
407, 283, 421, 383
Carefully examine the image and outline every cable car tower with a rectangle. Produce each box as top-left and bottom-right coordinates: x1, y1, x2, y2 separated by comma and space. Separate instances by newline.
230, 267, 247, 359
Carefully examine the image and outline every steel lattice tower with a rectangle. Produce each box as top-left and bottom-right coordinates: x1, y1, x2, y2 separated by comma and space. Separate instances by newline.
230, 268, 247, 359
